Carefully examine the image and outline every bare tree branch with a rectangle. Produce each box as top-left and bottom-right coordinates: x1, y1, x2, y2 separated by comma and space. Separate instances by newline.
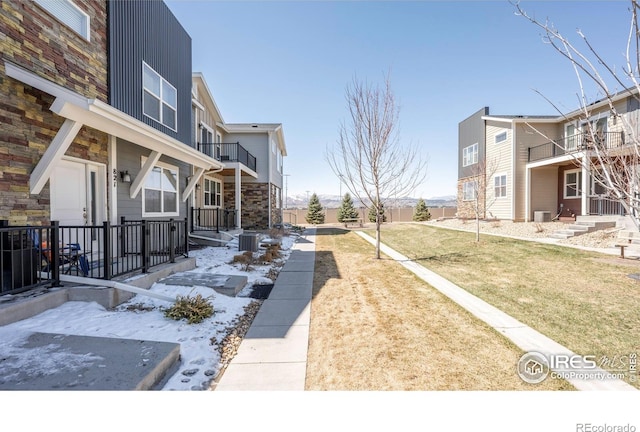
326, 73, 428, 258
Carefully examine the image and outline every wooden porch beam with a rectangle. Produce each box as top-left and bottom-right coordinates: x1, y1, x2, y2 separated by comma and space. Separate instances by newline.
183, 167, 205, 202
30, 119, 82, 194
129, 151, 161, 199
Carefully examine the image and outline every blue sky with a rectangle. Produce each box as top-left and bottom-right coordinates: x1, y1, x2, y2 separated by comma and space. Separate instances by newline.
165, 0, 631, 200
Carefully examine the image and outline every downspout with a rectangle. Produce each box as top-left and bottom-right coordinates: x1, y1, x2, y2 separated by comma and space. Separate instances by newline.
511, 120, 517, 221
267, 132, 273, 228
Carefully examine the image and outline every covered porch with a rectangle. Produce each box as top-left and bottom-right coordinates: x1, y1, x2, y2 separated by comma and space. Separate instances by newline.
525, 154, 627, 222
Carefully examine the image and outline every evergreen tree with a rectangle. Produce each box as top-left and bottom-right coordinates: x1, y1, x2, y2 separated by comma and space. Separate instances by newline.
305, 193, 325, 224
368, 199, 387, 223
413, 198, 431, 222
337, 193, 359, 222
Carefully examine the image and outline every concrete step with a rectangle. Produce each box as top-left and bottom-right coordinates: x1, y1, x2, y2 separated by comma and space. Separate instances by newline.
0, 332, 180, 390
548, 220, 616, 240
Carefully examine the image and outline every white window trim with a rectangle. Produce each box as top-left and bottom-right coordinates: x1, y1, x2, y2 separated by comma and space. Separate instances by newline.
462, 143, 478, 167
495, 131, 507, 144
462, 180, 477, 201
200, 123, 214, 157
564, 168, 582, 199
142, 62, 178, 132
141, 158, 180, 217
34, 0, 90, 41
202, 177, 222, 208
494, 173, 507, 198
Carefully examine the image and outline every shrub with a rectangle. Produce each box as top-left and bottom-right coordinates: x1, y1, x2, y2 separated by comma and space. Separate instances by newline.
164, 294, 214, 324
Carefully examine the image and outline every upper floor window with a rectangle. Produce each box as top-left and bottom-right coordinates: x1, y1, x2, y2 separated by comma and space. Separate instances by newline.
200, 125, 213, 157
34, 0, 90, 41
143, 63, 177, 131
495, 131, 507, 143
462, 143, 478, 167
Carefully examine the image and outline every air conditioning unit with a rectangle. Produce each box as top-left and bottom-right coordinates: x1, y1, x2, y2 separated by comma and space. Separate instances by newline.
238, 233, 259, 252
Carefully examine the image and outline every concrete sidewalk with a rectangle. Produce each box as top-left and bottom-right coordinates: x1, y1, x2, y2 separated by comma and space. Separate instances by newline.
214, 229, 316, 391
355, 231, 637, 391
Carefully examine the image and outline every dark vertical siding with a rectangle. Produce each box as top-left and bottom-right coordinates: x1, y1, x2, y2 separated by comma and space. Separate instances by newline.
108, 0, 192, 145
458, 107, 488, 179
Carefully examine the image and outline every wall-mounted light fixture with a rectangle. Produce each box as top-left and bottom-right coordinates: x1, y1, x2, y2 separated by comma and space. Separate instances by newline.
120, 170, 131, 183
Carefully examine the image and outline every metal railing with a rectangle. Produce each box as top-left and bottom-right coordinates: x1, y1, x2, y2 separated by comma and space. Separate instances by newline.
0, 219, 189, 295
190, 207, 237, 233
197, 142, 257, 172
528, 132, 625, 162
588, 196, 627, 216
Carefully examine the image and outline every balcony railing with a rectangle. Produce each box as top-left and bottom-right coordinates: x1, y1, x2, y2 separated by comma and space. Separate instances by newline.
528, 132, 625, 162
198, 142, 257, 172
0, 219, 189, 296
588, 196, 627, 216
190, 207, 237, 233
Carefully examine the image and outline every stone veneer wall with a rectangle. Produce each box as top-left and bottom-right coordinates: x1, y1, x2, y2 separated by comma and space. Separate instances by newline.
242, 183, 270, 229
456, 177, 486, 220
270, 184, 282, 225
0, 1, 109, 225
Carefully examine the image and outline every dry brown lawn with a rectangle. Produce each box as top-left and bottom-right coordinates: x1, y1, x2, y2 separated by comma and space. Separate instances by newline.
305, 228, 573, 390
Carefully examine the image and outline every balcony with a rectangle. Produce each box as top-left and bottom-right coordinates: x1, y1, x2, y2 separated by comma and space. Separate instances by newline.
528, 132, 625, 163
198, 142, 257, 172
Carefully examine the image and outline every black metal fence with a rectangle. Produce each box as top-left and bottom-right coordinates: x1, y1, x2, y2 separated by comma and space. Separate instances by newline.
190, 207, 237, 233
0, 219, 189, 296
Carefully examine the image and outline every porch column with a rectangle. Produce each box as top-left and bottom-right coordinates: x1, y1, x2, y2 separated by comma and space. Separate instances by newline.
525, 166, 532, 222
581, 158, 590, 216
235, 169, 242, 229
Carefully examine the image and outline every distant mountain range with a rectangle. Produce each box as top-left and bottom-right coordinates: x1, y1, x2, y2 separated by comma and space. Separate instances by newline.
285, 193, 457, 209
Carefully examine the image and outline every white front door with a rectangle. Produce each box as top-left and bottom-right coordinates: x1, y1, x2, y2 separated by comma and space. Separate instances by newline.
50, 158, 105, 251
51, 159, 87, 226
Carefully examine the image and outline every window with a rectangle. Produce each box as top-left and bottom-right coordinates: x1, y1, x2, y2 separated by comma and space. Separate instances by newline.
215, 133, 222, 160
200, 125, 213, 157
142, 162, 179, 216
463, 180, 477, 201
462, 143, 478, 167
277, 149, 283, 173
494, 174, 507, 198
495, 131, 507, 143
564, 169, 582, 198
143, 63, 177, 131
34, 0, 90, 40
203, 178, 221, 207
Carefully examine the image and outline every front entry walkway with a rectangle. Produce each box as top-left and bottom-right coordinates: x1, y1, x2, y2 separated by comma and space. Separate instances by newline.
354, 231, 636, 391
213, 229, 316, 390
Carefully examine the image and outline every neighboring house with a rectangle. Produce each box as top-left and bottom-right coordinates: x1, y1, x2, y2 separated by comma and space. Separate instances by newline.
457, 96, 636, 224
191, 73, 287, 230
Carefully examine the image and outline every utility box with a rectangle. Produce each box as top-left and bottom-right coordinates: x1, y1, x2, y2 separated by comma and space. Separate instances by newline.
238, 233, 259, 252
533, 211, 551, 223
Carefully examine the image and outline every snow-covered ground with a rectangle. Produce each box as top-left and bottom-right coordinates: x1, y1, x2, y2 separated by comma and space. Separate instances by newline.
0, 233, 297, 391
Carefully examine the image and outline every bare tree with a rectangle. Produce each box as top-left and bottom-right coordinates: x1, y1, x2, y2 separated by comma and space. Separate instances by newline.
464, 157, 499, 242
326, 74, 428, 258
514, 0, 640, 229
